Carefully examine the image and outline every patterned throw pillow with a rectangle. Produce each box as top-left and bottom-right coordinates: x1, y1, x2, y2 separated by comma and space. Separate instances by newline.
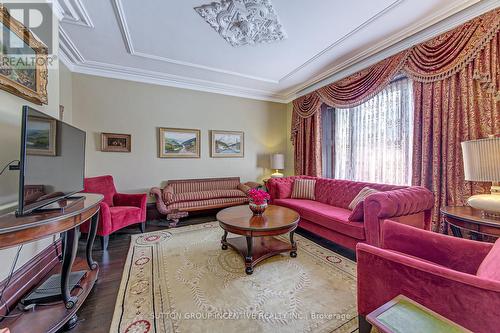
348, 187, 379, 222
291, 179, 316, 200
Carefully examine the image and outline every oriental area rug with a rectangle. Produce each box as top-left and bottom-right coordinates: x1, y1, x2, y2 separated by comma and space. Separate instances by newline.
110, 222, 358, 333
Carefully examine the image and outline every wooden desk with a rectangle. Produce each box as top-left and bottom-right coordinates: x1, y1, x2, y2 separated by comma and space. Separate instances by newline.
367, 295, 471, 333
441, 206, 500, 240
0, 193, 103, 333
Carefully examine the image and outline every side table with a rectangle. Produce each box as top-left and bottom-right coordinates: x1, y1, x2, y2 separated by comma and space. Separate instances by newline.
441, 206, 500, 241
366, 295, 471, 333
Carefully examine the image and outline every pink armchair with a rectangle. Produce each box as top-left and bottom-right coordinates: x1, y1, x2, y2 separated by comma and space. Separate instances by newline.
81, 175, 147, 250
357, 220, 500, 333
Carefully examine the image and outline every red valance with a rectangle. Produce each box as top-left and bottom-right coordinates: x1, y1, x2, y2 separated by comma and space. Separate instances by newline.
292, 8, 500, 121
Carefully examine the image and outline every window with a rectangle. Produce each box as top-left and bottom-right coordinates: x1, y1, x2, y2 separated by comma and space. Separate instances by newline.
322, 77, 413, 185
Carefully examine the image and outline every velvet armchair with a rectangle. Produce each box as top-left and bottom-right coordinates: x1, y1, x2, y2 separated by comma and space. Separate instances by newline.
357, 220, 500, 333
81, 175, 147, 250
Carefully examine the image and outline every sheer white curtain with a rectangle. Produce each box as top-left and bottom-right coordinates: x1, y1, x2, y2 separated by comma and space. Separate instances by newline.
329, 77, 413, 185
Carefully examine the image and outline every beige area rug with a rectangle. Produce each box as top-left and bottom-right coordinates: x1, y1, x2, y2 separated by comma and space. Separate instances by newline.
109, 222, 358, 333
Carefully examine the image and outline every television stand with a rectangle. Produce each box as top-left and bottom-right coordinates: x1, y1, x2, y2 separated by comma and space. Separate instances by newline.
32, 195, 85, 214
0, 193, 104, 333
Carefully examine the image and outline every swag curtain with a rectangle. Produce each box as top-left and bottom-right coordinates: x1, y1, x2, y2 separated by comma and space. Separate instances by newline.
291, 8, 500, 229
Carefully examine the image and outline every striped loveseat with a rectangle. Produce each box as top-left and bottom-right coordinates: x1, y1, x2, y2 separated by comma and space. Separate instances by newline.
150, 177, 251, 226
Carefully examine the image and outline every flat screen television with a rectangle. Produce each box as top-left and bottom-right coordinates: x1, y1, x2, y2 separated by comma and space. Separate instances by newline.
17, 106, 86, 216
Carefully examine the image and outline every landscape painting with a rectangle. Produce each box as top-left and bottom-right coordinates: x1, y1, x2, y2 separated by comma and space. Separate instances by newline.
26, 116, 56, 156
0, 6, 48, 104
159, 128, 200, 158
210, 130, 244, 158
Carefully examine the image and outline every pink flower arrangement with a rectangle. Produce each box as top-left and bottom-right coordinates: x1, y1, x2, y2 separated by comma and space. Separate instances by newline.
248, 188, 270, 205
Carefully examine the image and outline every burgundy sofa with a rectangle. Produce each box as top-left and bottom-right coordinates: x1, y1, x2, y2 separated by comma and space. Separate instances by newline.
267, 176, 434, 250
357, 221, 500, 333
81, 175, 147, 249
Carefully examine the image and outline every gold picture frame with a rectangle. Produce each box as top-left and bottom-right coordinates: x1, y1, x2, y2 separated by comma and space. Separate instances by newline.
26, 116, 56, 156
159, 127, 201, 158
101, 133, 132, 152
210, 130, 244, 158
0, 6, 48, 105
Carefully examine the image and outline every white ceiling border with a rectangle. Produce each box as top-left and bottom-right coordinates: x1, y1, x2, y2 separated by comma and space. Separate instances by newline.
57, 0, 94, 27
110, 0, 279, 84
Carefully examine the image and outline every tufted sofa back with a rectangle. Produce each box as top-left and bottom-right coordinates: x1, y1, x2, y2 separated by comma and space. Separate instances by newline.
315, 178, 405, 209
268, 176, 406, 209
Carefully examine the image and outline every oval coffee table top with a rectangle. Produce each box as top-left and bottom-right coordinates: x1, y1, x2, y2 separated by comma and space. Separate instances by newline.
216, 205, 299, 231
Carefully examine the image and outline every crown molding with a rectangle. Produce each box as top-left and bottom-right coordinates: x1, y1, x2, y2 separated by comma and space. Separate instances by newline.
57, 0, 94, 28
287, 0, 491, 100
67, 59, 289, 103
278, 0, 404, 82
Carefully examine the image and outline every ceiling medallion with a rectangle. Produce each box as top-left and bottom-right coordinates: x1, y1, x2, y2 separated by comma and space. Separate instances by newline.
194, 0, 287, 47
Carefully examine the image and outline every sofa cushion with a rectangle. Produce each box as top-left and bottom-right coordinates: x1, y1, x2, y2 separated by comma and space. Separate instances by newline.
170, 178, 240, 193
109, 206, 142, 229
476, 239, 500, 281
274, 199, 365, 240
171, 189, 246, 204
169, 197, 248, 210
291, 179, 316, 200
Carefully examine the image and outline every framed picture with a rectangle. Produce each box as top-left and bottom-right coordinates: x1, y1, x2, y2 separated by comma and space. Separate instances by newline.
101, 133, 132, 152
26, 116, 57, 156
159, 128, 201, 158
0, 6, 48, 105
210, 130, 244, 158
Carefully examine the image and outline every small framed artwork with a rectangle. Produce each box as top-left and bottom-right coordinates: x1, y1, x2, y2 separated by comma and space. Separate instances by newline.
159, 128, 201, 158
26, 116, 57, 156
101, 133, 132, 152
210, 130, 244, 158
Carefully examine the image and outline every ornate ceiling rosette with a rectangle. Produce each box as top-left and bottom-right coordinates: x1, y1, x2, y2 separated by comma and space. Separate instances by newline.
194, 0, 287, 47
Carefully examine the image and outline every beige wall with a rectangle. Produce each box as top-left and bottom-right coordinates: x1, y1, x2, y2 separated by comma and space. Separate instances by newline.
59, 63, 73, 124
71, 74, 289, 195
0, 47, 61, 280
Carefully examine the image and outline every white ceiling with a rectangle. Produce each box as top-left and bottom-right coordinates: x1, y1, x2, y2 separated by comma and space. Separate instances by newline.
57, 0, 491, 103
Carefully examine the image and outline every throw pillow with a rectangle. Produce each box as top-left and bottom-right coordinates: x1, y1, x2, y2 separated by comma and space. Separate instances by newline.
291, 179, 316, 200
348, 187, 379, 210
347, 187, 379, 221
348, 201, 365, 222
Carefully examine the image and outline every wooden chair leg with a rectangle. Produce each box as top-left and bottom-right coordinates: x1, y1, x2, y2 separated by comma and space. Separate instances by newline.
139, 222, 146, 233
358, 315, 372, 333
100, 235, 109, 250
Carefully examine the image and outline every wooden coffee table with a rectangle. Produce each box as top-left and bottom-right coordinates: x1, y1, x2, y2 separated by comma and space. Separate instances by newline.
216, 205, 300, 275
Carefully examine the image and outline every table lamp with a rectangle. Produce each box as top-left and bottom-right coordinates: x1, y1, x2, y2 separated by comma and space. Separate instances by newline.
461, 136, 500, 217
270, 153, 285, 178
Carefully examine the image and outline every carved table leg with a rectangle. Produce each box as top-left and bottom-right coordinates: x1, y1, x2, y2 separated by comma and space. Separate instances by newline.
62, 227, 79, 309
450, 224, 463, 238
245, 236, 253, 275
290, 231, 297, 258
86, 211, 99, 270
221, 230, 228, 250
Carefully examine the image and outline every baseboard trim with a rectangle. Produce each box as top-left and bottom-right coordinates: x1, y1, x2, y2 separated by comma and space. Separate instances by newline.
0, 239, 62, 317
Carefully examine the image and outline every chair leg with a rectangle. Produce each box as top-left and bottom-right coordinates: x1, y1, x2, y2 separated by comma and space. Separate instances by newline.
139, 222, 146, 233
100, 235, 109, 250
358, 315, 372, 333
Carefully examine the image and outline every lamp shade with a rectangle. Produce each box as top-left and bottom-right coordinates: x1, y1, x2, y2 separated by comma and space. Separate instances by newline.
270, 153, 284, 170
461, 137, 500, 182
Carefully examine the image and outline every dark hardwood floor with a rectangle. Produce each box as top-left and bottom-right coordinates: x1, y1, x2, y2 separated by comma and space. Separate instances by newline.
69, 214, 355, 333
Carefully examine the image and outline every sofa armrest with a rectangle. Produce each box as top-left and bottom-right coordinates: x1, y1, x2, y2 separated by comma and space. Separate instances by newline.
357, 243, 500, 333
382, 220, 493, 274
150, 187, 169, 215
363, 186, 434, 247
237, 183, 252, 194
